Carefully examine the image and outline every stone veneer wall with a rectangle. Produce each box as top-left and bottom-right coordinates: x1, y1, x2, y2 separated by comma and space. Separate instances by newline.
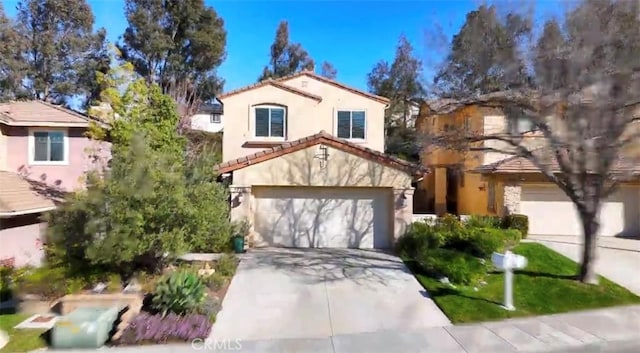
503, 183, 522, 215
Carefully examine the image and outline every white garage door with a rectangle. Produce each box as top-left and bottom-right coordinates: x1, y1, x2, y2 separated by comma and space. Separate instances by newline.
521, 185, 639, 237
253, 187, 391, 249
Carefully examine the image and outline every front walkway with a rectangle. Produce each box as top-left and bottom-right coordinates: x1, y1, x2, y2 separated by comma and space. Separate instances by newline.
41, 305, 640, 352
529, 235, 640, 295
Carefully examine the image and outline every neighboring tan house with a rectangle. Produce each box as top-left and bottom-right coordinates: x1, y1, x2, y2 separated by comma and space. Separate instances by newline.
214, 71, 426, 249
415, 94, 640, 237
190, 98, 224, 133
0, 100, 109, 266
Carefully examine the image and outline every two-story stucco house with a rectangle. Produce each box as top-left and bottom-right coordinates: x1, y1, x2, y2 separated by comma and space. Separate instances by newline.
214, 71, 426, 249
189, 98, 225, 133
415, 93, 640, 238
0, 100, 109, 266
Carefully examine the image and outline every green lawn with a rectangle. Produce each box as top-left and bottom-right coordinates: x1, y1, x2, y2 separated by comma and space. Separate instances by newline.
0, 314, 47, 353
412, 243, 640, 324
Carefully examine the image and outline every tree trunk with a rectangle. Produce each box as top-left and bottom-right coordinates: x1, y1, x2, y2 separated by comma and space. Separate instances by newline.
578, 212, 599, 284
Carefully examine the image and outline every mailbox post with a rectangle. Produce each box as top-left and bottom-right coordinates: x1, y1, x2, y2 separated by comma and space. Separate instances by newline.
491, 250, 527, 311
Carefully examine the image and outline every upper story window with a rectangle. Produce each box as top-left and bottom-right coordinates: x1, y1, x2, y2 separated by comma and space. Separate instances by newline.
210, 114, 221, 124
30, 129, 67, 165
337, 110, 366, 140
255, 105, 286, 138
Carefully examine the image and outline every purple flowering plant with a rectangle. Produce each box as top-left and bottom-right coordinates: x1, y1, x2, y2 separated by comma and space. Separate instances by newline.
117, 312, 212, 344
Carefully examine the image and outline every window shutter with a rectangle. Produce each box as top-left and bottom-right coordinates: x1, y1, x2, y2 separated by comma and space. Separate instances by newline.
255, 108, 270, 137
270, 108, 285, 137
33, 132, 49, 161
49, 131, 65, 162
337, 111, 351, 138
351, 111, 366, 139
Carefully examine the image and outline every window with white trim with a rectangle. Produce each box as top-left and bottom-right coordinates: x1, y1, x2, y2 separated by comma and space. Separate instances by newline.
337, 110, 366, 140
210, 114, 221, 124
255, 105, 286, 138
31, 130, 66, 163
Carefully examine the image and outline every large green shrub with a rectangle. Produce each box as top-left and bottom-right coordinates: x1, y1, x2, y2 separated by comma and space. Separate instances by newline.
152, 270, 207, 316
417, 248, 487, 285
503, 214, 529, 239
445, 227, 505, 258
464, 215, 503, 229
395, 220, 447, 258
0, 265, 13, 301
14, 266, 69, 300
47, 81, 233, 275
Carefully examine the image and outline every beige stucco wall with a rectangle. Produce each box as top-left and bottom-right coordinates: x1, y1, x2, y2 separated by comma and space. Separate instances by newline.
232, 145, 412, 188
228, 145, 414, 247
221, 78, 387, 161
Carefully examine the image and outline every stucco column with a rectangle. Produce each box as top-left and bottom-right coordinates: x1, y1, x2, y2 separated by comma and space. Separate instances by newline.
503, 182, 522, 215
393, 188, 414, 244
434, 168, 447, 216
229, 185, 253, 248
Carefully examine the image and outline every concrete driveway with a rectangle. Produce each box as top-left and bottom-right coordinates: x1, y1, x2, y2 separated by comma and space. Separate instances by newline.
530, 235, 640, 295
211, 248, 451, 341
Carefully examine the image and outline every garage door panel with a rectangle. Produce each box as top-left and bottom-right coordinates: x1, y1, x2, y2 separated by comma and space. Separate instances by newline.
254, 187, 390, 249
521, 185, 638, 237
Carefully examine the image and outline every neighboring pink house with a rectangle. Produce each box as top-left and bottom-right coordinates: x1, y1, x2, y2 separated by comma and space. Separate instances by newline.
0, 100, 110, 267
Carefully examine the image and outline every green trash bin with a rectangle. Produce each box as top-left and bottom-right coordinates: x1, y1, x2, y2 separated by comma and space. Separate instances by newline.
233, 234, 245, 253
51, 306, 120, 349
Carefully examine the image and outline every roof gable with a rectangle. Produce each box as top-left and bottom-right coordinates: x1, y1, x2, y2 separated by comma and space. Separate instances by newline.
275, 71, 390, 104
0, 100, 92, 127
218, 79, 322, 102
215, 131, 426, 177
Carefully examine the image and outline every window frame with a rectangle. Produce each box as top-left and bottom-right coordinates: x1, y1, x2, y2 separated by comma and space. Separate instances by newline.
252, 104, 287, 141
210, 114, 221, 124
28, 128, 69, 166
335, 109, 367, 142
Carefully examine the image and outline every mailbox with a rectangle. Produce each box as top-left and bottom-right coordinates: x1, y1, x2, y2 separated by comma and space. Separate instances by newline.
491, 250, 528, 311
492, 251, 527, 271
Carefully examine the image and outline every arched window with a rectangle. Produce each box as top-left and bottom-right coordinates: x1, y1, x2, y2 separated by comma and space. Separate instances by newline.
254, 104, 286, 138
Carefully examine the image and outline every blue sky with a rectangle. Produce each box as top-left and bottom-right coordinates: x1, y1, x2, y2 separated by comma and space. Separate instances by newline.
3, 0, 566, 93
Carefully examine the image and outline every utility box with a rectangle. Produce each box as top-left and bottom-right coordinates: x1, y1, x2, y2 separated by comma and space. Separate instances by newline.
51, 306, 120, 349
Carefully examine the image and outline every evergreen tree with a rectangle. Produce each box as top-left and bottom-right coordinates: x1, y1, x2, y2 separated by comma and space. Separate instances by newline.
434, 5, 532, 97
367, 35, 424, 161
16, 0, 106, 103
119, 0, 227, 106
0, 3, 26, 101
258, 21, 314, 81
320, 61, 337, 79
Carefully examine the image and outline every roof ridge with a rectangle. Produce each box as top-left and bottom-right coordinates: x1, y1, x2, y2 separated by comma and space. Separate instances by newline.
215, 131, 424, 175
274, 71, 391, 104
218, 79, 322, 101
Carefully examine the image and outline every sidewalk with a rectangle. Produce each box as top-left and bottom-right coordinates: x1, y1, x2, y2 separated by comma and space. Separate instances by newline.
528, 235, 640, 252
40, 305, 640, 353
528, 235, 640, 295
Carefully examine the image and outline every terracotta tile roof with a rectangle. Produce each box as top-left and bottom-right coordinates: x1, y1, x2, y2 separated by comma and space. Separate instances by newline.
215, 131, 428, 177
218, 79, 323, 102
0, 171, 61, 216
0, 100, 92, 127
275, 71, 390, 104
473, 154, 640, 175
